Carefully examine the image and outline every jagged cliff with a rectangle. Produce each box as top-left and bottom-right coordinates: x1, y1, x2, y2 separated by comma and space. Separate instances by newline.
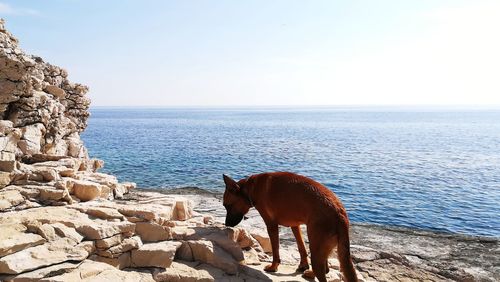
0, 18, 89, 160
0, 18, 135, 203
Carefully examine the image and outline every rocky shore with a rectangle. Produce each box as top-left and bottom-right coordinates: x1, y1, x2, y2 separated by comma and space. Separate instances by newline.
168, 188, 499, 282
1, 18, 498, 282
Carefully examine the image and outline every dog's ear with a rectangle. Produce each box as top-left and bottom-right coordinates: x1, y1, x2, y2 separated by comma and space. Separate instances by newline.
223, 174, 240, 192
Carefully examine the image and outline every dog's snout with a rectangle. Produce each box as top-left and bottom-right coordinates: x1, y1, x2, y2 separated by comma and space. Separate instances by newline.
225, 212, 244, 227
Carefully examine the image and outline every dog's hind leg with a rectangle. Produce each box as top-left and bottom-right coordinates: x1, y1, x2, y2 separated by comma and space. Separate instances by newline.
291, 226, 309, 272
303, 225, 336, 282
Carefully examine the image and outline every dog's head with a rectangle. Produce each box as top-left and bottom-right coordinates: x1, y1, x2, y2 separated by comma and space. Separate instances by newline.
222, 174, 251, 227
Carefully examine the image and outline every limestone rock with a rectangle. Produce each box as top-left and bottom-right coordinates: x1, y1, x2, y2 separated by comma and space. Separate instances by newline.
38, 260, 155, 282
131, 241, 182, 268
186, 227, 245, 262
71, 205, 125, 220
114, 182, 135, 198
0, 238, 91, 274
72, 179, 101, 201
153, 261, 214, 282
37, 186, 71, 203
90, 252, 131, 270
135, 222, 172, 242
95, 234, 124, 249
0, 225, 45, 258
176, 241, 194, 261
0, 19, 134, 206
0, 206, 135, 240
0, 262, 78, 282
243, 248, 261, 265
44, 85, 66, 99
235, 227, 255, 249
118, 206, 160, 221
0, 189, 23, 211
250, 229, 272, 253
25, 222, 58, 241
76, 220, 135, 240
96, 236, 142, 258
51, 223, 83, 243
0, 172, 12, 188
0, 152, 16, 172
187, 240, 239, 275
173, 199, 192, 220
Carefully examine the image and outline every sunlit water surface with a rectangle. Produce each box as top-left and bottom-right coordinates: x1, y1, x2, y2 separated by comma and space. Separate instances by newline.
82, 107, 500, 237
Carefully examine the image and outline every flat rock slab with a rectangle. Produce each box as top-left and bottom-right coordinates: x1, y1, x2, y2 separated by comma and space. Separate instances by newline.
76, 220, 135, 240
0, 238, 90, 274
131, 241, 182, 268
0, 262, 79, 281
71, 205, 125, 220
0, 224, 45, 258
0, 206, 136, 240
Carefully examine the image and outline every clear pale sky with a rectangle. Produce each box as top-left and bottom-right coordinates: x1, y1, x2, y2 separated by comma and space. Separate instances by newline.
1, 0, 499, 107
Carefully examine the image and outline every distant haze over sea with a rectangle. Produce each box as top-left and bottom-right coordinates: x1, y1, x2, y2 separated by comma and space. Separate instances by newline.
82, 107, 500, 237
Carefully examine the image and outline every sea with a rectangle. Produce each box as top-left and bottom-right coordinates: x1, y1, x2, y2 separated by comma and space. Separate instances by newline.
81, 107, 500, 237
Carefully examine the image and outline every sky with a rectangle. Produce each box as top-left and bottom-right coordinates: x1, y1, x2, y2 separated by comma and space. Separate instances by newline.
1, 0, 499, 107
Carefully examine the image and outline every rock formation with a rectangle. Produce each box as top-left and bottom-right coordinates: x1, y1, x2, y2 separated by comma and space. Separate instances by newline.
0, 18, 133, 205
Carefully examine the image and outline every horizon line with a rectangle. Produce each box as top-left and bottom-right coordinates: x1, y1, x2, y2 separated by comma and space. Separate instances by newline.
89, 104, 500, 110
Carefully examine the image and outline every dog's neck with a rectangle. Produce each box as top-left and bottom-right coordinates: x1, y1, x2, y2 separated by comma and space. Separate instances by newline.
240, 181, 254, 208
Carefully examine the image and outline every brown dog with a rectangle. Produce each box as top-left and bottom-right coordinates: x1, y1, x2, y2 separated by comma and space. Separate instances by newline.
223, 172, 357, 282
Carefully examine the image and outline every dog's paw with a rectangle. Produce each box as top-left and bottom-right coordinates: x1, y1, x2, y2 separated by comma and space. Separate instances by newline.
302, 269, 315, 279
264, 263, 279, 272
296, 263, 309, 273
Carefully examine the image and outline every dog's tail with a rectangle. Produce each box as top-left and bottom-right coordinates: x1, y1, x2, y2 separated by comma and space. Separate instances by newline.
337, 220, 358, 282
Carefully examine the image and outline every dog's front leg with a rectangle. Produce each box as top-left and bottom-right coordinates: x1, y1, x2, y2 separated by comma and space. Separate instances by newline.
264, 223, 280, 272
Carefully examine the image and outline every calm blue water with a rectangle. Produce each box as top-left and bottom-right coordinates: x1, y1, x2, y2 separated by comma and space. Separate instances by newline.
81, 107, 500, 237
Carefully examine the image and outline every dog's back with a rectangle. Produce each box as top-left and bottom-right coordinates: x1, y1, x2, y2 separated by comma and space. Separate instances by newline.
248, 172, 348, 228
